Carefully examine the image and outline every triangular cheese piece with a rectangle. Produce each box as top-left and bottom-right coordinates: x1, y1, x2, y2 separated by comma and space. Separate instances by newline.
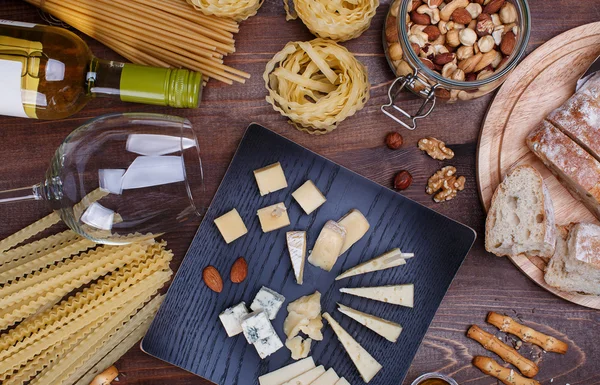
334, 378, 351, 385
311, 368, 339, 385
259, 357, 315, 385
323, 313, 382, 383
336, 249, 413, 280
286, 231, 307, 284
282, 366, 325, 385
337, 303, 402, 342
340, 284, 414, 308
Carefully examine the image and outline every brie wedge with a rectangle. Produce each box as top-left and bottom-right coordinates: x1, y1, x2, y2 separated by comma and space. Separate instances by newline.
323, 312, 382, 383
337, 209, 370, 255
340, 284, 414, 308
337, 303, 402, 342
308, 221, 347, 271
311, 368, 339, 385
282, 366, 326, 385
335, 249, 413, 281
286, 231, 307, 284
259, 357, 315, 385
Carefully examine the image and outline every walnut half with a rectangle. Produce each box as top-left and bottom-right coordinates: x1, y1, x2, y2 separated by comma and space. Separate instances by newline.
418, 137, 455, 160
426, 166, 466, 203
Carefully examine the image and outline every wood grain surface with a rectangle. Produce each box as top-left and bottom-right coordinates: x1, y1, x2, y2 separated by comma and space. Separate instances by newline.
477, 22, 600, 310
1, 1, 599, 384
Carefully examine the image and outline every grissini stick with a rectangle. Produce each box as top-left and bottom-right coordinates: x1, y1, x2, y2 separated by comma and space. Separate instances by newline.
472, 356, 540, 385
487, 312, 568, 354
467, 325, 539, 377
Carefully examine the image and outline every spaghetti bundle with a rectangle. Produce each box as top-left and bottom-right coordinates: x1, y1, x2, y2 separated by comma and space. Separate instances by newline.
284, 0, 379, 42
25, 0, 250, 85
264, 39, 370, 134
187, 0, 264, 22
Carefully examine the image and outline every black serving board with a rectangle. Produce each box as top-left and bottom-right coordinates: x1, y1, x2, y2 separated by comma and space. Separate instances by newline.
142, 124, 476, 385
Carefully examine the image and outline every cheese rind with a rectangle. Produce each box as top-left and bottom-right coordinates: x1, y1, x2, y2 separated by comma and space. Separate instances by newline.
258, 357, 316, 385
340, 284, 414, 308
337, 303, 402, 342
337, 210, 370, 255
214, 209, 248, 244
282, 366, 326, 385
251, 286, 286, 320
254, 162, 288, 196
335, 249, 412, 281
292, 180, 327, 214
218, 302, 249, 337
241, 310, 277, 344
286, 231, 307, 284
257, 202, 291, 233
311, 368, 339, 385
285, 336, 312, 360
334, 378, 351, 385
308, 221, 347, 271
323, 312, 382, 383
254, 333, 284, 359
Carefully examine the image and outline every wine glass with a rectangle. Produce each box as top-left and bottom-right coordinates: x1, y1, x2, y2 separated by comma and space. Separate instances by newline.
0, 113, 205, 244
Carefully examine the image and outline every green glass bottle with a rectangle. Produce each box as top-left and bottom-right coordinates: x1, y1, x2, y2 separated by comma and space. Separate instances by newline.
0, 20, 202, 120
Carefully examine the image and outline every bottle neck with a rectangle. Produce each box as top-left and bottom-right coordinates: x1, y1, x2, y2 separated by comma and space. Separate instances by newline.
86, 58, 202, 108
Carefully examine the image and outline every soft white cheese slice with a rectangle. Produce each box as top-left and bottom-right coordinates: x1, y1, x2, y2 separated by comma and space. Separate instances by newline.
335, 249, 413, 281
334, 377, 351, 385
259, 357, 316, 385
282, 366, 326, 385
286, 231, 307, 284
311, 368, 339, 385
323, 313, 382, 383
337, 303, 402, 342
337, 210, 370, 255
308, 221, 346, 271
340, 284, 414, 308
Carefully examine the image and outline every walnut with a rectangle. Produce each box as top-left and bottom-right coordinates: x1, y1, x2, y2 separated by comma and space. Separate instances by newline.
426, 166, 466, 202
418, 137, 455, 160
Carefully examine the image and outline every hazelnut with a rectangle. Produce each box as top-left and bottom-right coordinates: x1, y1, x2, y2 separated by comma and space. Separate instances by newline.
499, 2, 518, 23
385, 132, 404, 149
476, 13, 494, 36
459, 28, 478, 46
394, 170, 413, 190
477, 35, 496, 53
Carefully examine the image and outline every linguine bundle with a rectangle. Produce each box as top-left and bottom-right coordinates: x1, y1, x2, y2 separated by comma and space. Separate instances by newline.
187, 0, 264, 22
264, 38, 370, 134
284, 0, 379, 42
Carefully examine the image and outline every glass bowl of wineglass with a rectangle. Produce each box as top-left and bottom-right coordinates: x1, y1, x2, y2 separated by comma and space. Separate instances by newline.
0, 113, 205, 244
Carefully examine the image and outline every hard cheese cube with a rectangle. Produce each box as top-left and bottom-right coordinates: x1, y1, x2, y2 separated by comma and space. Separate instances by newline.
308, 221, 347, 271
254, 162, 288, 196
257, 203, 290, 233
292, 180, 326, 214
219, 302, 249, 337
254, 333, 284, 359
250, 286, 286, 320
214, 209, 247, 243
241, 310, 277, 344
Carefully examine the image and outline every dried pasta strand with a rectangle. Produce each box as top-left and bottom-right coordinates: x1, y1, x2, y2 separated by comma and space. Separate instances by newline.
0, 230, 80, 268
0, 212, 60, 253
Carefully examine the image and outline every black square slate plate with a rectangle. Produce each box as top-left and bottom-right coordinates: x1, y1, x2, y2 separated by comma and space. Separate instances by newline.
142, 123, 476, 385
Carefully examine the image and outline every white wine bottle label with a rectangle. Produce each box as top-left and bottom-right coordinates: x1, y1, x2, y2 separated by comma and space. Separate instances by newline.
0, 20, 37, 28
0, 60, 28, 118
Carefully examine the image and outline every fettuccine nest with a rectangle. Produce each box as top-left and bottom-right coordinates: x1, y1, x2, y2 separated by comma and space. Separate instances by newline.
284, 0, 379, 42
264, 39, 370, 135
186, 0, 263, 22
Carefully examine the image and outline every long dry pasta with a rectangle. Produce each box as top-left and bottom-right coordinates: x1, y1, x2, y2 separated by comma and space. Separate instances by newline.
264, 38, 370, 134
0, 231, 80, 268
186, 0, 264, 22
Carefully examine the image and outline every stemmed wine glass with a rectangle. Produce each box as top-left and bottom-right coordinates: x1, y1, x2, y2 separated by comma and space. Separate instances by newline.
0, 113, 205, 244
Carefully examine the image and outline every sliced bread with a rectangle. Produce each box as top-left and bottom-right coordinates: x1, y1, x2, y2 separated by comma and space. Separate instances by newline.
544, 223, 600, 296
485, 165, 556, 259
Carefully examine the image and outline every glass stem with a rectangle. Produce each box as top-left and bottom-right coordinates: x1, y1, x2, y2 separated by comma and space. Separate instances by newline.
0, 183, 43, 204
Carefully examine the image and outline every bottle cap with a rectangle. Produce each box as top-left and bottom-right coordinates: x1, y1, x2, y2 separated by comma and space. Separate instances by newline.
167, 69, 203, 109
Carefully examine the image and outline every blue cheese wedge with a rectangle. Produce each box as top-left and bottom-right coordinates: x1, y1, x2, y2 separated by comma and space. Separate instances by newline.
251, 286, 286, 320
241, 310, 277, 344
311, 368, 339, 385
337, 210, 370, 255
218, 302, 249, 337
282, 366, 326, 385
335, 249, 414, 281
254, 333, 284, 359
258, 357, 316, 385
254, 162, 288, 196
334, 378, 351, 385
286, 231, 307, 284
323, 313, 382, 383
337, 303, 402, 342
340, 284, 414, 308
308, 221, 347, 271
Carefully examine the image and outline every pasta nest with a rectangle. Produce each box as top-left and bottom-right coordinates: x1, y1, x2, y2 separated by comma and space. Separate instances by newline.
186, 0, 264, 22
284, 0, 379, 42
264, 39, 370, 135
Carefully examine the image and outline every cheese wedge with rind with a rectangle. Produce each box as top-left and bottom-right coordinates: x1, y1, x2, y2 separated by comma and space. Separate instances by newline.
308, 221, 346, 271
335, 249, 413, 281
286, 231, 307, 284
337, 210, 370, 255
259, 357, 316, 385
340, 284, 414, 308
323, 312, 382, 383
311, 368, 339, 385
282, 365, 326, 385
337, 303, 402, 342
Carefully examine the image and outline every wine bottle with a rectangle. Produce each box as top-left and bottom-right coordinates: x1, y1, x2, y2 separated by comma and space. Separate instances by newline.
0, 20, 203, 120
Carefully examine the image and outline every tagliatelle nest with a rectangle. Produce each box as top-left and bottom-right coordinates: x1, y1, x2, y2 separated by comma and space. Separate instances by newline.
186, 0, 264, 22
264, 39, 370, 135
284, 0, 379, 42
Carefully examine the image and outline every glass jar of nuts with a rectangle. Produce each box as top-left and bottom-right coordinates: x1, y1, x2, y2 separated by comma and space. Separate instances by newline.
382, 0, 531, 129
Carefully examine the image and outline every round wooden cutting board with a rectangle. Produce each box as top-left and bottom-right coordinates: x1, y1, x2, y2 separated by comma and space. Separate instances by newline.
477, 22, 600, 309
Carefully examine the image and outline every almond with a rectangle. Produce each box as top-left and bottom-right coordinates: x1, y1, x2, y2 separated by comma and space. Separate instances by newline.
500, 31, 516, 56
203, 266, 223, 293
411, 0, 423, 12
483, 0, 505, 14
230, 257, 248, 283
410, 10, 430, 25
451, 8, 472, 24
433, 52, 456, 66
423, 25, 441, 41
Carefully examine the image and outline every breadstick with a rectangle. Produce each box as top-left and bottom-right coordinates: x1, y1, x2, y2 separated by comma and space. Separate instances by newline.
487, 312, 568, 354
472, 356, 540, 385
467, 325, 539, 377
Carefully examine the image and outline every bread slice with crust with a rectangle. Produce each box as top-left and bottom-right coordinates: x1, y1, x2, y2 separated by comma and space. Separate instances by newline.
485, 165, 556, 259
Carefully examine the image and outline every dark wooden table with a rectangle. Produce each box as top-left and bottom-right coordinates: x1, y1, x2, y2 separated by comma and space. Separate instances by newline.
1, 1, 599, 384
